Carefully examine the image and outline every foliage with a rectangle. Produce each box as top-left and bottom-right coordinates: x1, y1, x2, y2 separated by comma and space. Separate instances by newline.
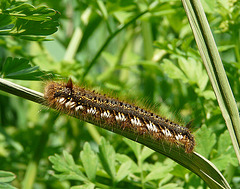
0, 0, 239, 188
0, 57, 53, 80
49, 138, 182, 189
0, 0, 60, 41
0, 170, 16, 189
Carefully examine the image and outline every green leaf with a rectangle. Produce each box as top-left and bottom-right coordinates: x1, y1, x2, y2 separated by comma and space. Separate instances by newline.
145, 161, 175, 182
113, 11, 135, 24
0, 171, 16, 189
0, 171, 16, 183
116, 154, 139, 173
211, 131, 238, 170
71, 183, 95, 189
19, 35, 53, 41
0, 3, 60, 39
159, 183, 184, 189
4, 4, 57, 21
178, 57, 208, 90
80, 143, 98, 181
218, 130, 233, 155
197, 90, 215, 100
195, 125, 216, 158
0, 57, 53, 80
163, 57, 209, 93
123, 138, 141, 160
161, 59, 188, 82
200, 0, 216, 13
0, 13, 12, 28
0, 183, 17, 189
140, 146, 155, 162
49, 151, 87, 182
98, 138, 116, 180
211, 154, 237, 171
116, 161, 131, 182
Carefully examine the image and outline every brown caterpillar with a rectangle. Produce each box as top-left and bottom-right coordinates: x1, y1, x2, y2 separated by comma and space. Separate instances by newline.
44, 79, 195, 153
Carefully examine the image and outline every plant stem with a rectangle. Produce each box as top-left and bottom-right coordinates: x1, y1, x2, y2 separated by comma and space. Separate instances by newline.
0, 78, 44, 104
182, 0, 240, 163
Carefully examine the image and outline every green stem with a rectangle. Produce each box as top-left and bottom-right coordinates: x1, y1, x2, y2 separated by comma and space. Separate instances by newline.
0, 78, 44, 104
234, 30, 240, 63
182, 0, 240, 163
141, 21, 155, 103
138, 155, 145, 189
64, 27, 83, 61
96, 0, 112, 34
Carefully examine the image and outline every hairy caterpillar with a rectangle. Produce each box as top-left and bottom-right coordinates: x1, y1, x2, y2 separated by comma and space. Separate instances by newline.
44, 79, 195, 153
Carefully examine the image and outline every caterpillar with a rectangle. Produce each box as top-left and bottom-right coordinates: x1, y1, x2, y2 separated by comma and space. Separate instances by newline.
44, 79, 195, 153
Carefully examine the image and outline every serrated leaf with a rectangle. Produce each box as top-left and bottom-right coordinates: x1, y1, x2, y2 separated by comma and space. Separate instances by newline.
217, 130, 232, 154
0, 171, 16, 183
49, 151, 87, 182
98, 138, 116, 180
0, 57, 53, 80
2, 57, 30, 74
159, 183, 183, 189
54, 173, 86, 182
49, 154, 69, 172
197, 90, 215, 100
63, 150, 75, 166
161, 59, 188, 82
71, 183, 95, 189
123, 138, 141, 160
80, 142, 98, 181
116, 154, 139, 173
141, 146, 155, 162
211, 130, 238, 170
0, 3, 60, 39
195, 125, 216, 158
211, 154, 237, 171
0, 183, 17, 189
178, 57, 208, 91
5, 4, 57, 21
116, 161, 131, 182
145, 162, 174, 182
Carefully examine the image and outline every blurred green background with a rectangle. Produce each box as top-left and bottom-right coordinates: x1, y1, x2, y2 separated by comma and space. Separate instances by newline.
0, 0, 239, 188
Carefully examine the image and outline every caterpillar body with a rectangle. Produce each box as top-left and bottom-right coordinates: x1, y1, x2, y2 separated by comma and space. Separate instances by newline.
44, 79, 195, 153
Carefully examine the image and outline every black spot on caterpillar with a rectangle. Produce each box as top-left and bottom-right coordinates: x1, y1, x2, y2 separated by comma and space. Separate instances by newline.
44, 79, 195, 153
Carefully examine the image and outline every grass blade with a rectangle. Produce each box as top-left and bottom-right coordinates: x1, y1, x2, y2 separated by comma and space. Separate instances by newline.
181, 0, 240, 163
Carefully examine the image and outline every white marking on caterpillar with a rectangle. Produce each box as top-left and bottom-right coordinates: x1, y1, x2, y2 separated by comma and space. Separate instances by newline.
65, 100, 74, 108
59, 97, 66, 104
131, 117, 142, 126
101, 110, 111, 118
75, 105, 84, 111
87, 107, 97, 114
175, 134, 183, 140
69, 101, 76, 108
146, 121, 158, 132
115, 112, 126, 121
162, 128, 172, 137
